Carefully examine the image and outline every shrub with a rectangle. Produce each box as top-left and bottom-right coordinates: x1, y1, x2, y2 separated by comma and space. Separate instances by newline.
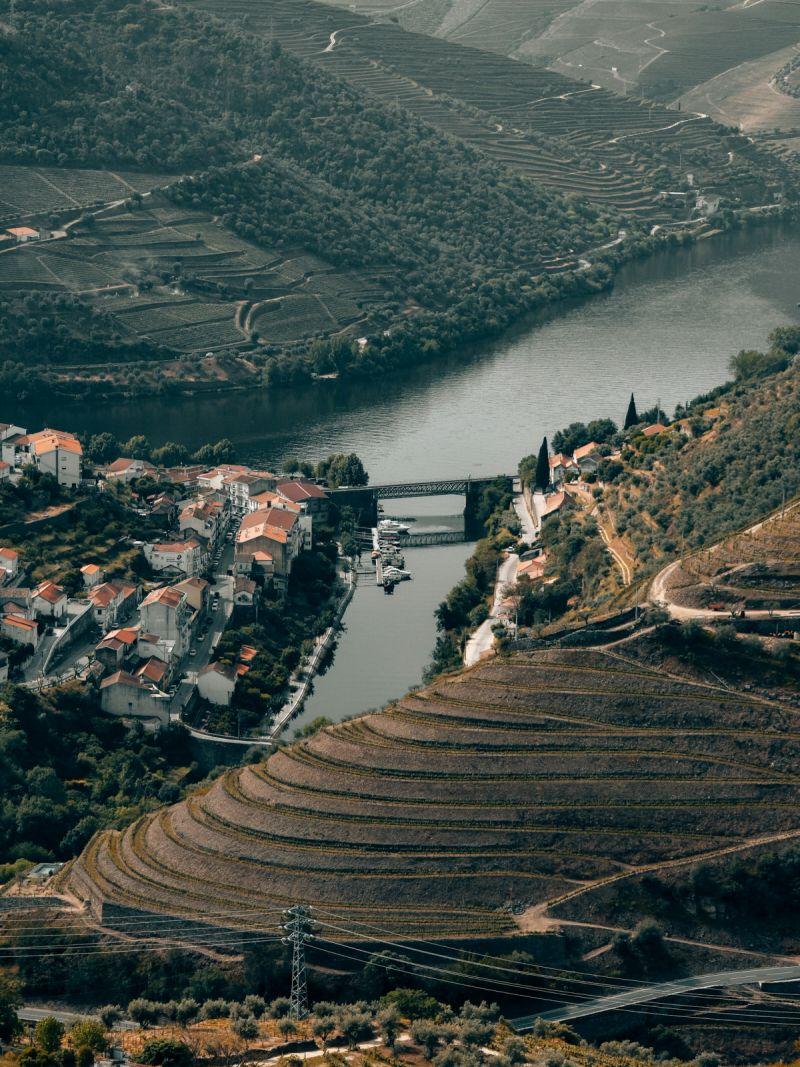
137, 1039, 194, 1067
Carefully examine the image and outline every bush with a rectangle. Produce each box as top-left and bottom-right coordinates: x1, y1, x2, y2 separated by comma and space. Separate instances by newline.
137, 1040, 194, 1067
268, 997, 292, 1019
232, 1016, 259, 1040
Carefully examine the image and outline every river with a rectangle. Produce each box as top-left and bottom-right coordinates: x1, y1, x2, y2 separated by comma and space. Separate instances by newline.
9, 223, 800, 728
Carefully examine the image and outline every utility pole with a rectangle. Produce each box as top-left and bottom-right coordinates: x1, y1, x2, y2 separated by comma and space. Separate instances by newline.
282, 905, 314, 1020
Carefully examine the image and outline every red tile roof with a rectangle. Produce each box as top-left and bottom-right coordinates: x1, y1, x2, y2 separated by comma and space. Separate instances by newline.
276, 479, 328, 502
35, 581, 65, 604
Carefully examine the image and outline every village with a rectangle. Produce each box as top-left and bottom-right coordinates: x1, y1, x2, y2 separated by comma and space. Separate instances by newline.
0, 401, 725, 731
0, 420, 332, 737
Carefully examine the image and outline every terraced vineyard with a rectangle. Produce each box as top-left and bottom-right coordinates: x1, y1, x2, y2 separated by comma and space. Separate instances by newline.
65, 649, 800, 942
0, 194, 389, 356
0, 165, 173, 227
663, 501, 800, 614
189, 0, 792, 220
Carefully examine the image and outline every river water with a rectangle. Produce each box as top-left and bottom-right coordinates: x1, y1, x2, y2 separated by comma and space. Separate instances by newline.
9, 223, 800, 727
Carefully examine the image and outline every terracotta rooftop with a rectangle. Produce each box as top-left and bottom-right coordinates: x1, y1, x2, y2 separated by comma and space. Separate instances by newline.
573, 442, 600, 461
276, 479, 328, 502
141, 586, 184, 609
35, 581, 65, 604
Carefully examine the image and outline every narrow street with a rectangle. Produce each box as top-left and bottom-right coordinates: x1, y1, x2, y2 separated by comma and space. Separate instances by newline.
464, 550, 519, 667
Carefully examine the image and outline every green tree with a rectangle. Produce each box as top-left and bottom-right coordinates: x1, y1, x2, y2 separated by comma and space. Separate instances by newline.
34, 1016, 65, 1053
0, 974, 22, 1043
137, 1040, 194, 1067
534, 436, 550, 492
318, 453, 368, 488
121, 435, 151, 459
69, 1020, 107, 1053
624, 392, 639, 430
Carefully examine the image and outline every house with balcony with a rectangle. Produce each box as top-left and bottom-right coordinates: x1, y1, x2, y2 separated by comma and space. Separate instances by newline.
224, 471, 278, 514
179, 498, 227, 550
139, 585, 193, 660
235, 507, 301, 590
87, 580, 139, 629
11, 429, 83, 487
143, 538, 205, 577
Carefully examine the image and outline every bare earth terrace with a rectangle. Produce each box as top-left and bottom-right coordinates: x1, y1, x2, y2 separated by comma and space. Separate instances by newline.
63, 648, 800, 944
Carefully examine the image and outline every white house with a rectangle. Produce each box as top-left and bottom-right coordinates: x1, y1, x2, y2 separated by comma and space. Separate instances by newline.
0, 460, 10, 482
179, 499, 226, 549
99, 671, 171, 728
23, 429, 83, 487
139, 585, 193, 659
105, 457, 158, 483
87, 580, 138, 628
80, 563, 104, 588
0, 613, 39, 648
32, 580, 68, 620
7, 226, 40, 244
224, 471, 278, 513
143, 538, 205, 577
197, 661, 238, 706
573, 442, 601, 474
0, 547, 19, 582
235, 507, 301, 588
549, 453, 579, 486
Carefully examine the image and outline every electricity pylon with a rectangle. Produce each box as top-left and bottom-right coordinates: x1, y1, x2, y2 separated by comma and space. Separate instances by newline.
283, 905, 315, 1019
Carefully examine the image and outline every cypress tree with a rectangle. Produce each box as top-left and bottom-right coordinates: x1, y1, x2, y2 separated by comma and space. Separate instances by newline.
534, 436, 550, 492
624, 392, 639, 430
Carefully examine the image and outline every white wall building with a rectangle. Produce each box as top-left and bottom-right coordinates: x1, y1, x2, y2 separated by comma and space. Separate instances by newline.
139, 586, 193, 659
99, 671, 171, 728
144, 539, 205, 577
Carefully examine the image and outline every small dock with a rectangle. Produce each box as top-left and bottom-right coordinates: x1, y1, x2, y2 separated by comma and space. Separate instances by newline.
400, 530, 465, 547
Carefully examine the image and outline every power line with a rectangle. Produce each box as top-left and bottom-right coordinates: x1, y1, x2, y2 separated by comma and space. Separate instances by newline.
311, 905, 795, 1002
311, 937, 800, 1029
309, 916, 800, 1024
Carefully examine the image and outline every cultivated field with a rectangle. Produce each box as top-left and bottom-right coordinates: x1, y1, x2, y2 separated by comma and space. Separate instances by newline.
0, 193, 389, 356
678, 42, 800, 135
663, 502, 800, 614
189, 0, 790, 221
65, 648, 800, 941
0, 165, 173, 226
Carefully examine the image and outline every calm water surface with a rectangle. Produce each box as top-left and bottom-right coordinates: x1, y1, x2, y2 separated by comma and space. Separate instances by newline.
10, 224, 800, 723
14, 224, 800, 483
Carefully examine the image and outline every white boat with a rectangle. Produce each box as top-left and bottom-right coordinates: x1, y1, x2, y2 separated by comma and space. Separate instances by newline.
378, 519, 410, 535
383, 566, 412, 581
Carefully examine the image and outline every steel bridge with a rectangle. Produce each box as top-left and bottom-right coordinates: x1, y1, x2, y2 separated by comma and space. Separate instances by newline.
329, 474, 513, 500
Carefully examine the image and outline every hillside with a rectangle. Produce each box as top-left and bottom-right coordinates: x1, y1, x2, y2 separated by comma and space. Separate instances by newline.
315, 0, 800, 151
1, 0, 798, 396
189, 0, 797, 213
64, 647, 800, 947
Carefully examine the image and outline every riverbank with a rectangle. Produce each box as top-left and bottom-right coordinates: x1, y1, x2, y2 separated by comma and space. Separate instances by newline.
7, 205, 795, 406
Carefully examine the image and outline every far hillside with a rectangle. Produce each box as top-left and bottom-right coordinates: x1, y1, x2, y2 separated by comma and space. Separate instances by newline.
315, 0, 800, 154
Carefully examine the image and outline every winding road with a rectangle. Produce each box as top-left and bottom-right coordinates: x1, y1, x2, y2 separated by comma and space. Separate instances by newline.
649, 497, 800, 621
512, 963, 800, 1028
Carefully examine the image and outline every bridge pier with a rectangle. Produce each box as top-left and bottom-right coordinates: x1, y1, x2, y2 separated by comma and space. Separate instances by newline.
327, 475, 514, 540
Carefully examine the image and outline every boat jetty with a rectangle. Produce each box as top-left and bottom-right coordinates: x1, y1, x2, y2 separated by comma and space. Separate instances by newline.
372, 520, 414, 593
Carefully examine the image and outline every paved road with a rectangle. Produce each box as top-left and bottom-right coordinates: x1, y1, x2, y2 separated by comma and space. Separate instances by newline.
465, 551, 519, 666
649, 497, 800, 622
512, 963, 800, 1028
512, 489, 538, 545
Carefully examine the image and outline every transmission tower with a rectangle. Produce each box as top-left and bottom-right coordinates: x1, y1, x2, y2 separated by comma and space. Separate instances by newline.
282, 905, 315, 1020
